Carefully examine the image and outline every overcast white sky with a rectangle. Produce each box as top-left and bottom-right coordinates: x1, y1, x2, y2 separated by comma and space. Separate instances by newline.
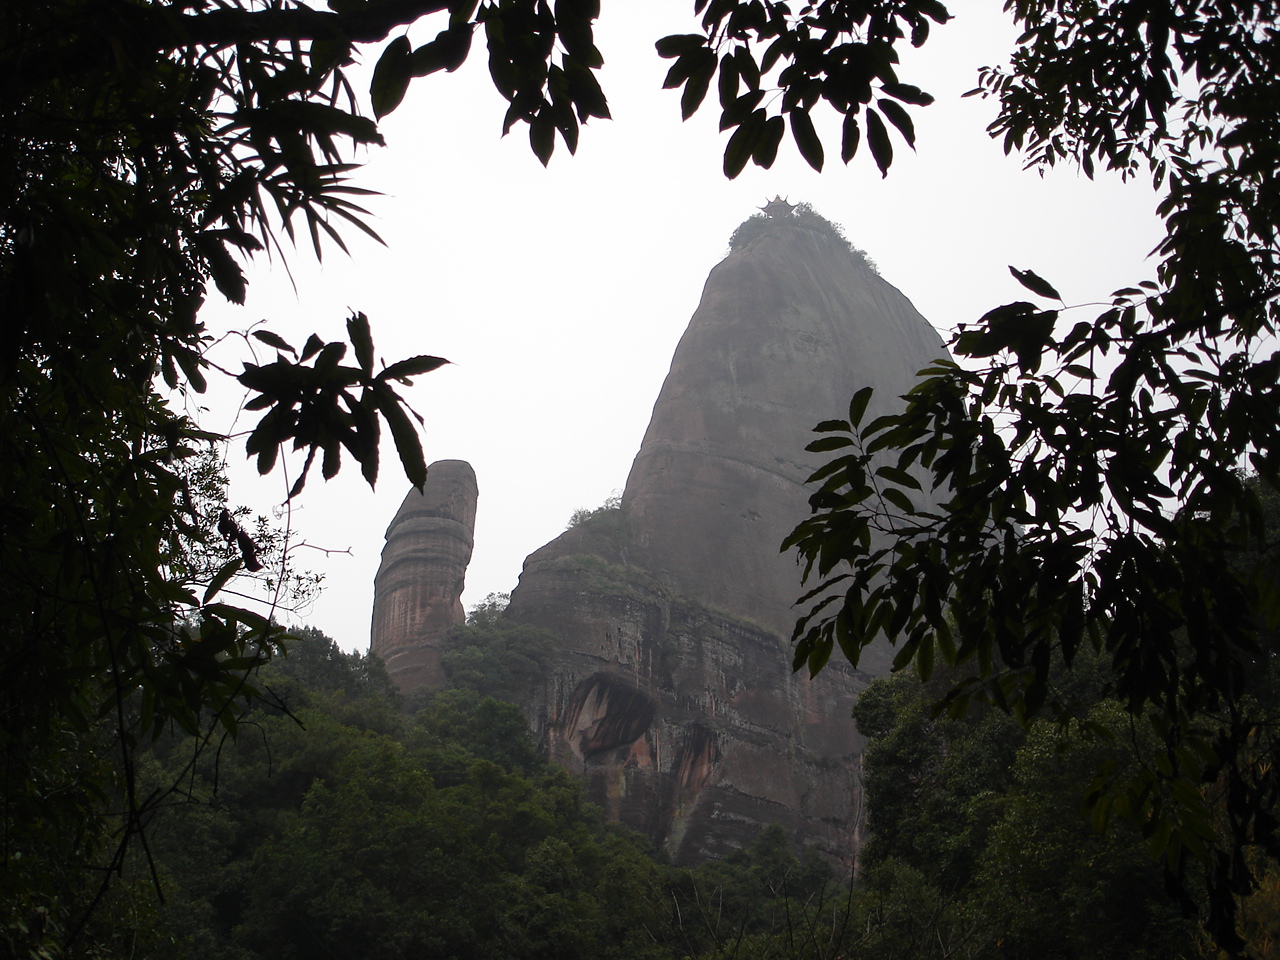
201, 0, 1167, 652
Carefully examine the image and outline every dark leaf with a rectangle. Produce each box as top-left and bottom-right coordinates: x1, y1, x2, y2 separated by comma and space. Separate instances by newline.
196, 234, 247, 304
752, 115, 785, 168
315, 341, 347, 369
841, 114, 861, 164
300, 334, 325, 362
865, 109, 893, 176
565, 59, 610, 120
350, 393, 381, 486
347, 311, 374, 375
252, 330, 296, 355
530, 116, 555, 165
1010, 311, 1058, 373
663, 47, 714, 90
717, 53, 739, 108
916, 635, 934, 680
655, 34, 708, 58
322, 440, 341, 481
881, 486, 916, 514
379, 355, 450, 381
681, 51, 716, 120
288, 447, 315, 497
808, 435, 855, 452
723, 114, 759, 178
849, 386, 874, 426
202, 559, 242, 604
880, 82, 935, 106
374, 386, 427, 491
256, 441, 279, 476
915, 0, 952, 22
1009, 266, 1064, 301
875, 465, 923, 490
412, 26, 473, 76
371, 35, 413, 120
235, 530, 262, 572
789, 109, 824, 171
977, 301, 1040, 326
877, 98, 917, 149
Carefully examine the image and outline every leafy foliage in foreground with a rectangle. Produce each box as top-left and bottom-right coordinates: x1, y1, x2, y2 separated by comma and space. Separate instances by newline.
1, 0, 654, 939
656, 0, 947, 177
2, 0, 464, 948
784, 0, 1280, 946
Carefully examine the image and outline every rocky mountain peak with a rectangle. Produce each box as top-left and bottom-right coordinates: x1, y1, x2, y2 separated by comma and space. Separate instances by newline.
371, 208, 947, 861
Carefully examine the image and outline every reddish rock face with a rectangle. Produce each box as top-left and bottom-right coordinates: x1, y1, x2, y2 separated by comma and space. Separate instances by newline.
505, 219, 948, 863
370, 460, 478, 693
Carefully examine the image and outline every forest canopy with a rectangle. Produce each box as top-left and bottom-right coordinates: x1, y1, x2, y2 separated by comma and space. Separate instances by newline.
20, 625, 1245, 960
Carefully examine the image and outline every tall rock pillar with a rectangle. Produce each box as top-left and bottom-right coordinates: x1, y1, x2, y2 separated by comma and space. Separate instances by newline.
370, 460, 478, 693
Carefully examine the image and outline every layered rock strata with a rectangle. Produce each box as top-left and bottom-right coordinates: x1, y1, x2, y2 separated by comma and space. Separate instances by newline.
370, 460, 478, 692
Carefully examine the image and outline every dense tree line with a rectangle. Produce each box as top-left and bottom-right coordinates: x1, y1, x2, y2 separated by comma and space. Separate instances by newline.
13, 613, 1274, 958
853, 667, 1198, 960
10, 625, 839, 959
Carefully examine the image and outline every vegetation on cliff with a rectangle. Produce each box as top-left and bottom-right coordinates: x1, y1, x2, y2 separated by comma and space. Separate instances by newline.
568, 493, 625, 530
435, 594, 553, 707
728, 204, 879, 274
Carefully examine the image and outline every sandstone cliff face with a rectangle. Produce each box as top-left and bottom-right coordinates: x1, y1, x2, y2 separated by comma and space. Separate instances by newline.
370, 460, 478, 692
623, 220, 945, 645
503, 218, 948, 863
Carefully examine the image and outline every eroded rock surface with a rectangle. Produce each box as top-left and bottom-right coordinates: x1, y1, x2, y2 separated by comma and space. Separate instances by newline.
370, 460, 477, 692
504, 218, 948, 862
